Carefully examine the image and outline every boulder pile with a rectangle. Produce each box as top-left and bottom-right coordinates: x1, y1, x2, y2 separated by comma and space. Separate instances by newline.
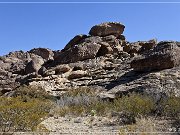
0, 22, 180, 99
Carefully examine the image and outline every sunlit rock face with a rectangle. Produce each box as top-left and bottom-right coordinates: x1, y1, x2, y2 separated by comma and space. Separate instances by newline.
1, 22, 180, 99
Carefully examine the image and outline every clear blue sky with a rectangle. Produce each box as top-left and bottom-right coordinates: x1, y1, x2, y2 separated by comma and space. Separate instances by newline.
0, 0, 180, 56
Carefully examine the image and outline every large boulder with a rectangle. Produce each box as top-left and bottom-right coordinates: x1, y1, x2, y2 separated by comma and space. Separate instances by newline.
89, 22, 125, 37
54, 64, 71, 74
64, 34, 88, 51
25, 56, 44, 74
101, 35, 125, 54
131, 41, 180, 72
54, 42, 101, 64
29, 48, 54, 61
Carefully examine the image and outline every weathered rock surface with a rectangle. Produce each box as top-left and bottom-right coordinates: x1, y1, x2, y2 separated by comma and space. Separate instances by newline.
25, 56, 44, 74
131, 41, 180, 72
54, 42, 101, 64
29, 48, 54, 60
68, 70, 87, 79
64, 34, 88, 51
54, 64, 71, 74
123, 39, 157, 55
89, 22, 125, 37
0, 22, 180, 100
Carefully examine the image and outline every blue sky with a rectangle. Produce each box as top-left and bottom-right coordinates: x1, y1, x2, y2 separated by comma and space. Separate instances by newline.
0, 0, 180, 56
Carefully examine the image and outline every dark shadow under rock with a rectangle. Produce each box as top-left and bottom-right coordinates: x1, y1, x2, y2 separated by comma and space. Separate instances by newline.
105, 70, 149, 90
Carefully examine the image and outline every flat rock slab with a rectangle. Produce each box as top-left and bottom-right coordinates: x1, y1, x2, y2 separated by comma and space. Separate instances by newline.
89, 22, 125, 37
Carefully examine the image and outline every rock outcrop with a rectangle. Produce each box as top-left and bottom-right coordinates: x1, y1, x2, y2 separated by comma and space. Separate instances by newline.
54, 22, 126, 65
131, 41, 180, 72
0, 22, 180, 100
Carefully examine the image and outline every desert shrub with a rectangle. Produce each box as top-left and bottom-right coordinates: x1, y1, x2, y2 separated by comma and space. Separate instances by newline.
52, 105, 87, 117
57, 94, 98, 107
114, 93, 156, 117
88, 101, 112, 116
56, 87, 98, 107
55, 87, 98, 116
55, 89, 180, 119
160, 95, 180, 118
55, 101, 108, 117
13, 85, 55, 101
119, 117, 158, 134
63, 87, 96, 97
0, 97, 53, 132
55, 91, 156, 117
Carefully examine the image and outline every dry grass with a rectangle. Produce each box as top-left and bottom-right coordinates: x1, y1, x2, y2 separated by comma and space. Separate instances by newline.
119, 117, 159, 135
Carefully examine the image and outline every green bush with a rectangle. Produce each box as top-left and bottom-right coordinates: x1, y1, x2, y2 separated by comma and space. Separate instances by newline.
0, 97, 53, 132
55, 92, 156, 117
114, 93, 155, 117
63, 87, 96, 97
160, 95, 180, 118
13, 85, 55, 101
88, 101, 112, 116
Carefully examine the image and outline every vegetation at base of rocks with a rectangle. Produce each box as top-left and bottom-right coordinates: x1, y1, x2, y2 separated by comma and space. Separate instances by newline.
13, 85, 55, 101
54, 91, 156, 117
54, 89, 180, 121
113, 93, 155, 117
159, 95, 180, 118
56, 87, 98, 107
0, 85, 55, 132
63, 87, 97, 97
1, 86, 180, 132
0, 96, 53, 132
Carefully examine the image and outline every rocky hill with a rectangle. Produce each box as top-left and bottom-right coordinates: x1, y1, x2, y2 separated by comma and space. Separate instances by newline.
1, 22, 180, 101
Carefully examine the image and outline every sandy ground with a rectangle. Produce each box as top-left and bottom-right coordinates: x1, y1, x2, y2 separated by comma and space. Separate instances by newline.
40, 116, 121, 135
39, 116, 178, 135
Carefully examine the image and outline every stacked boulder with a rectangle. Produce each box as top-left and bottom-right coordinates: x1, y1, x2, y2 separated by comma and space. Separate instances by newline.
1, 22, 180, 98
54, 22, 126, 64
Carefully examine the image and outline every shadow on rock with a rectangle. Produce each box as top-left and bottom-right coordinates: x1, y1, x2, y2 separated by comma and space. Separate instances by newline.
105, 70, 150, 90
